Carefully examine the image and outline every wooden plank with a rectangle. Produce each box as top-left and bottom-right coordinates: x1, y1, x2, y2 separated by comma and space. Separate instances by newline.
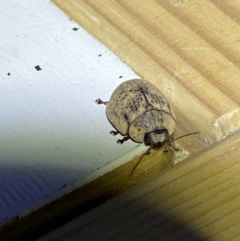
37, 131, 240, 241
52, 0, 240, 141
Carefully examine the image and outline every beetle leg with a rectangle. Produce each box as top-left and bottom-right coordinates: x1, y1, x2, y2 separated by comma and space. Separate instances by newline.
110, 130, 119, 136
130, 147, 151, 176
145, 148, 151, 155
117, 136, 130, 144
95, 98, 108, 105
163, 145, 169, 152
168, 143, 179, 152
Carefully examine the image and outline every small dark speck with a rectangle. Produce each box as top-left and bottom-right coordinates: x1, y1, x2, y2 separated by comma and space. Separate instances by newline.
7, 72, 10, 76
98, 54, 102, 57
119, 76, 123, 78
123, 113, 129, 121
35, 65, 42, 71
72, 27, 79, 31
61, 184, 68, 189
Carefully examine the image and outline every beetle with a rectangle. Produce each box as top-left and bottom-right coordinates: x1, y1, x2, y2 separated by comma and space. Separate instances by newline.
96, 79, 176, 149
96, 79, 199, 175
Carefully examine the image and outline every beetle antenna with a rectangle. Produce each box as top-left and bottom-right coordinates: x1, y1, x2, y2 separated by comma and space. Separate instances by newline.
130, 132, 199, 177
171, 132, 200, 143
130, 147, 151, 177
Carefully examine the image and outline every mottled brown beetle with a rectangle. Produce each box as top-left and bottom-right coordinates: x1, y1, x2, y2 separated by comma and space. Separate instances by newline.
96, 79, 176, 148
96, 79, 199, 175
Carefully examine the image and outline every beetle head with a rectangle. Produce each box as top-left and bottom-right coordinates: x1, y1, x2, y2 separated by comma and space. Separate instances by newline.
143, 129, 173, 149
